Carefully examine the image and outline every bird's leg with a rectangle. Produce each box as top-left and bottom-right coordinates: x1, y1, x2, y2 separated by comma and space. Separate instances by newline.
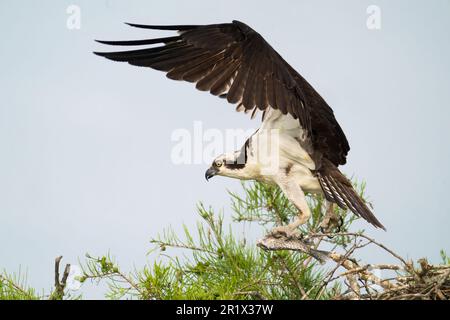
269, 179, 311, 240
319, 202, 343, 234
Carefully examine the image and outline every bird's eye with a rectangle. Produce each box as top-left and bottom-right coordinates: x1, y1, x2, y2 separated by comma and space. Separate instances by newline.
214, 160, 223, 168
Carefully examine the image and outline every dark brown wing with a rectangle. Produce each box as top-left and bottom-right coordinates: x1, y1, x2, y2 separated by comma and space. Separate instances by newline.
94, 20, 349, 166
283, 63, 350, 166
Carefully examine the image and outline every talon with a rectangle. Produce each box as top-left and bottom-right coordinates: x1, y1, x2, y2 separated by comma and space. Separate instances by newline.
269, 226, 302, 240
320, 226, 336, 239
302, 235, 314, 246
320, 220, 341, 238
337, 216, 344, 233
319, 222, 333, 236
319, 206, 342, 236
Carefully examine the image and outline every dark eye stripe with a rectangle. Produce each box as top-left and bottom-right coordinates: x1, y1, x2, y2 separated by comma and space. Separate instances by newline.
224, 162, 245, 170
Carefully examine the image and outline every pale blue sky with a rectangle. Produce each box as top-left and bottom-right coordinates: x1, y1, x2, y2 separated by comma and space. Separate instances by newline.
0, 0, 449, 298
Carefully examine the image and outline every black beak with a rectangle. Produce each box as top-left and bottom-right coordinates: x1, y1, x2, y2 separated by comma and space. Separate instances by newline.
205, 167, 218, 181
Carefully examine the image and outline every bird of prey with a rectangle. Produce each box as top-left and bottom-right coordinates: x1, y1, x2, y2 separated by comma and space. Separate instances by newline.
95, 20, 385, 237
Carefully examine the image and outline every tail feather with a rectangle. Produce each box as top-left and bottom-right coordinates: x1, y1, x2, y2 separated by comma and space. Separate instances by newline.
317, 159, 386, 230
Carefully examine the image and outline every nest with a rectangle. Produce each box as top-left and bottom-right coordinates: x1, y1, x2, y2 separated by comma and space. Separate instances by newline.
330, 259, 450, 300
370, 260, 450, 300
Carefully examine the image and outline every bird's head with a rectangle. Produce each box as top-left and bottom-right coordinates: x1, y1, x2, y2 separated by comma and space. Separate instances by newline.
205, 151, 250, 181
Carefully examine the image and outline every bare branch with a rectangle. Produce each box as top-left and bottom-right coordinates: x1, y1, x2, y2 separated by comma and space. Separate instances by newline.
50, 256, 71, 300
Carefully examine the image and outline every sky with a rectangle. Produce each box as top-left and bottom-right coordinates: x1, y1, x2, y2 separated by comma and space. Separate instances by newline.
0, 0, 449, 299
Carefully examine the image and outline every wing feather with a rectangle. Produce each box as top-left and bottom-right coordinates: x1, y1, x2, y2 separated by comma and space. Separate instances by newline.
95, 20, 350, 165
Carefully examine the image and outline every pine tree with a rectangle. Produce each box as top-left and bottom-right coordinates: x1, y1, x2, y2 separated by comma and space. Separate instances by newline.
1, 181, 449, 300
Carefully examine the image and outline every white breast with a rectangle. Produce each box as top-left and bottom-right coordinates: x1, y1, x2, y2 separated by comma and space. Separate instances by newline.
244, 109, 321, 193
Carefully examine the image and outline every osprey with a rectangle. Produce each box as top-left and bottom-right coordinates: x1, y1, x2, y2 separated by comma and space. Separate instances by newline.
95, 20, 385, 237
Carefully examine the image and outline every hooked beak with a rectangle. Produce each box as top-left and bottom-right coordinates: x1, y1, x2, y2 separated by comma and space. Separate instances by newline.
205, 167, 218, 181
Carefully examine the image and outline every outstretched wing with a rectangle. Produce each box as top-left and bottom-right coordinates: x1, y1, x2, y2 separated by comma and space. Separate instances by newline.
95, 20, 349, 166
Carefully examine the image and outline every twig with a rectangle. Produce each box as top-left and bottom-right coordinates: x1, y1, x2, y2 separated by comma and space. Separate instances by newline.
339, 264, 401, 277
314, 239, 361, 299
151, 240, 217, 255
308, 232, 409, 267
